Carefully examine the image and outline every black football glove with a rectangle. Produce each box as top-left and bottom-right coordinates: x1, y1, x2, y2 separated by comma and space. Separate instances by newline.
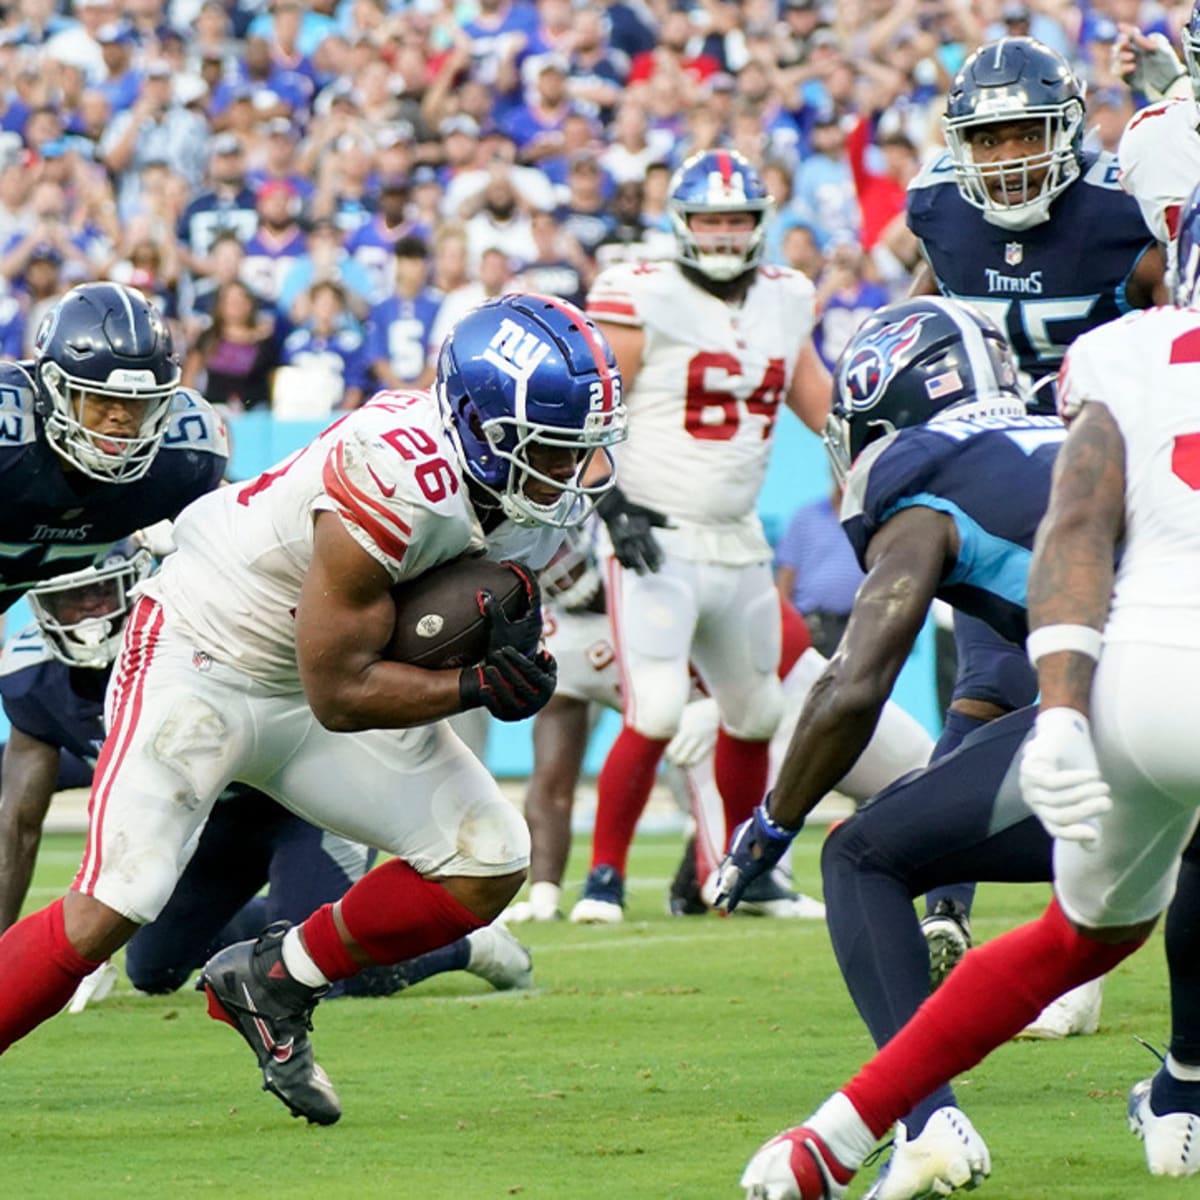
478, 562, 544, 659
595, 485, 670, 574
459, 646, 558, 721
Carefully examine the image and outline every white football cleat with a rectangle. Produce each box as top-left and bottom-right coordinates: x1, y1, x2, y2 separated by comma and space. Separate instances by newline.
68, 959, 119, 1014
700, 868, 826, 920
568, 897, 624, 924
868, 1107, 990, 1200
569, 865, 625, 924
464, 925, 533, 991
1016, 978, 1102, 1040
1128, 1075, 1200, 1177
741, 1125, 855, 1199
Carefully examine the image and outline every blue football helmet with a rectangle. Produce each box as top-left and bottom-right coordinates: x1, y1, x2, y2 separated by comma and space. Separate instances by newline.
825, 296, 1024, 484
27, 543, 153, 669
944, 38, 1085, 231
437, 293, 627, 528
34, 282, 180, 483
1175, 180, 1200, 307
667, 150, 773, 281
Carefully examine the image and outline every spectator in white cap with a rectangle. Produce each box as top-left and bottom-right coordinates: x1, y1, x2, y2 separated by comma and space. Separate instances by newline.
42, 0, 115, 84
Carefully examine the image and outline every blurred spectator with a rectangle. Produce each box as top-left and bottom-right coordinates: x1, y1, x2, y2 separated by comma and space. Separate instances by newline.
276, 215, 373, 322
277, 280, 369, 412
456, 0, 540, 118
1084, 86, 1135, 154
96, 22, 141, 115
108, 220, 182, 322
812, 237, 889, 370
601, 103, 660, 186
366, 234, 443, 390
18, 247, 67, 357
782, 221, 825, 281
628, 10, 721, 87
242, 179, 307, 308
246, 117, 315, 209
774, 478, 866, 658
594, 179, 673, 269
513, 208, 588, 304
564, 7, 626, 122
43, 0, 115, 84
429, 243, 513, 351
0, 293, 23, 360
177, 134, 260, 278
847, 116, 920, 252
555, 153, 616, 263
0, 181, 91, 289
641, 160, 673, 232
507, 54, 579, 163
101, 61, 210, 219
431, 222, 471, 297
315, 132, 376, 234
792, 113, 860, 249
185, 228, 249, 339
346, 176, 431, 306
463, 163, 537, 269
182, 279, 278, 412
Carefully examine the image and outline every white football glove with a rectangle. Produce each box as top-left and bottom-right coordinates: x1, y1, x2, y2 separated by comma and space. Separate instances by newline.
664, 697, 720, 768
1019, 707, 1112, 849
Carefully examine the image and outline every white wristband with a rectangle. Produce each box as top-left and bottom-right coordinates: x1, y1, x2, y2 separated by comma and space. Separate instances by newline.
1026, 623, 1103, 667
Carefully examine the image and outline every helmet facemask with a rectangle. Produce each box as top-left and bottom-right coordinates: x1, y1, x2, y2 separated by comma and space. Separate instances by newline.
38, 359, 179, 483
944, 103, 1083, 231
28, 550, 153, 670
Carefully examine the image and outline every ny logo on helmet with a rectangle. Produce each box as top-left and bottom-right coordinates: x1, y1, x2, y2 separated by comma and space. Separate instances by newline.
482, 318, 552, 383
841, 313, 931, 410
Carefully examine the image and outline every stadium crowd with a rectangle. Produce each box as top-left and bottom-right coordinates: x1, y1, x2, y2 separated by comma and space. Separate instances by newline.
0, 0, 1173, 415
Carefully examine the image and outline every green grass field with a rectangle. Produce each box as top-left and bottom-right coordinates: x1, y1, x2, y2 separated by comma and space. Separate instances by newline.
2, 829, 1171, 1199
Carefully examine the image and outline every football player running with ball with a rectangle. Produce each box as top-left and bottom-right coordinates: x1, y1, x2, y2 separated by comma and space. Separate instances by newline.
573, 149, 831, 922
0, 293, 626, 1126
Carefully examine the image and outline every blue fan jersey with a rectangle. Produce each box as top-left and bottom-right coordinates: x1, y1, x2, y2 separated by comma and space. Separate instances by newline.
0, 364, 227, 609
842, 413, 1065, 644
0, 627, 105, 765
907, 152, 1155, 380
366, 289, 443, 384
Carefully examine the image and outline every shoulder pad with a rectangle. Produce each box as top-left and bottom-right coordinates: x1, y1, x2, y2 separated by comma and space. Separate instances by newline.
161, 387, 230, 459
1080, 151, 1124, 191
587, 260, 666, 327
907, 151, 956, 194
754, 264, 815, 302
0, 626, 53, 694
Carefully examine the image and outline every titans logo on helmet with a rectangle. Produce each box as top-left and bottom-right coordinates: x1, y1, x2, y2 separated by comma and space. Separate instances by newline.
841, 313, 932, 410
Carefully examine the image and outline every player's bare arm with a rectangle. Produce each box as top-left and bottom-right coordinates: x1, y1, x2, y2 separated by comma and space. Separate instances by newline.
907, 260, 940, 297
296, 511, 463, 732
1129, 242, 1170, 308
785, 340, 832, 433
767, 506, 956, 829
0, 730, 61, 931
526, 693, 592, 888
1026, 401, 1126, 716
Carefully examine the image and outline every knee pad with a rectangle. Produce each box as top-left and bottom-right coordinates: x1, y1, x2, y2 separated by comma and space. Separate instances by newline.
454, 794, 531, 874
93, 851, 186, 926
720, 674, 783, 740
624, 660, 691, 739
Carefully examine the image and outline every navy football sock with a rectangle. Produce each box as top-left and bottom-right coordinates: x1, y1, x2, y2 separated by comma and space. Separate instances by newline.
334, 937, 471, 998
1166, 847, 1200, 1068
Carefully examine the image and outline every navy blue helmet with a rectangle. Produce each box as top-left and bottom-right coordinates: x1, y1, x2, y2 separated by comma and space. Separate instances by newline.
667, 149, 773, 281
437, 293, 626, 528
826, 297, 1023, 482
27, 543, 153, 669
34, 282, 180, 483
944, 38, 1085, 230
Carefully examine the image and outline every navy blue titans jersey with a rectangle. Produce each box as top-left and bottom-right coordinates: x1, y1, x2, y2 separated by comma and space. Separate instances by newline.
0, 365, 228, 609
0, 626, 106, 764
907, 151, 1155, 381
841, 412, 1064, 644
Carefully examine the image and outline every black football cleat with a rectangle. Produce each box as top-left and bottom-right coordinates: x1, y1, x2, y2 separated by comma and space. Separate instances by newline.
201, 921, 342, 1126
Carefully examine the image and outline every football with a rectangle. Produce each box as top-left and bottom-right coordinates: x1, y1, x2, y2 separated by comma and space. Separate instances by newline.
388, 556, 531, 669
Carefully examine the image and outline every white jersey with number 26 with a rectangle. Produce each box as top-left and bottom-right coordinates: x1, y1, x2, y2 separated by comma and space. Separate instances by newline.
145, 392, 561, 689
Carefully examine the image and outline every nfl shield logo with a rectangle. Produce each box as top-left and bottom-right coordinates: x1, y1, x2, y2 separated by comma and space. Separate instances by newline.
1005, 241, 1023, 266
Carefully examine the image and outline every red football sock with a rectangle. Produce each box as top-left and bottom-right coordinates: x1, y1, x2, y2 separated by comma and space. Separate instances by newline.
714, 731, 770, 833
300, 859, 485, 982
0, 898, 102, 1053
778, 596, 813, 678
590, 725, 668, 875
843, 897, 1147, 1137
